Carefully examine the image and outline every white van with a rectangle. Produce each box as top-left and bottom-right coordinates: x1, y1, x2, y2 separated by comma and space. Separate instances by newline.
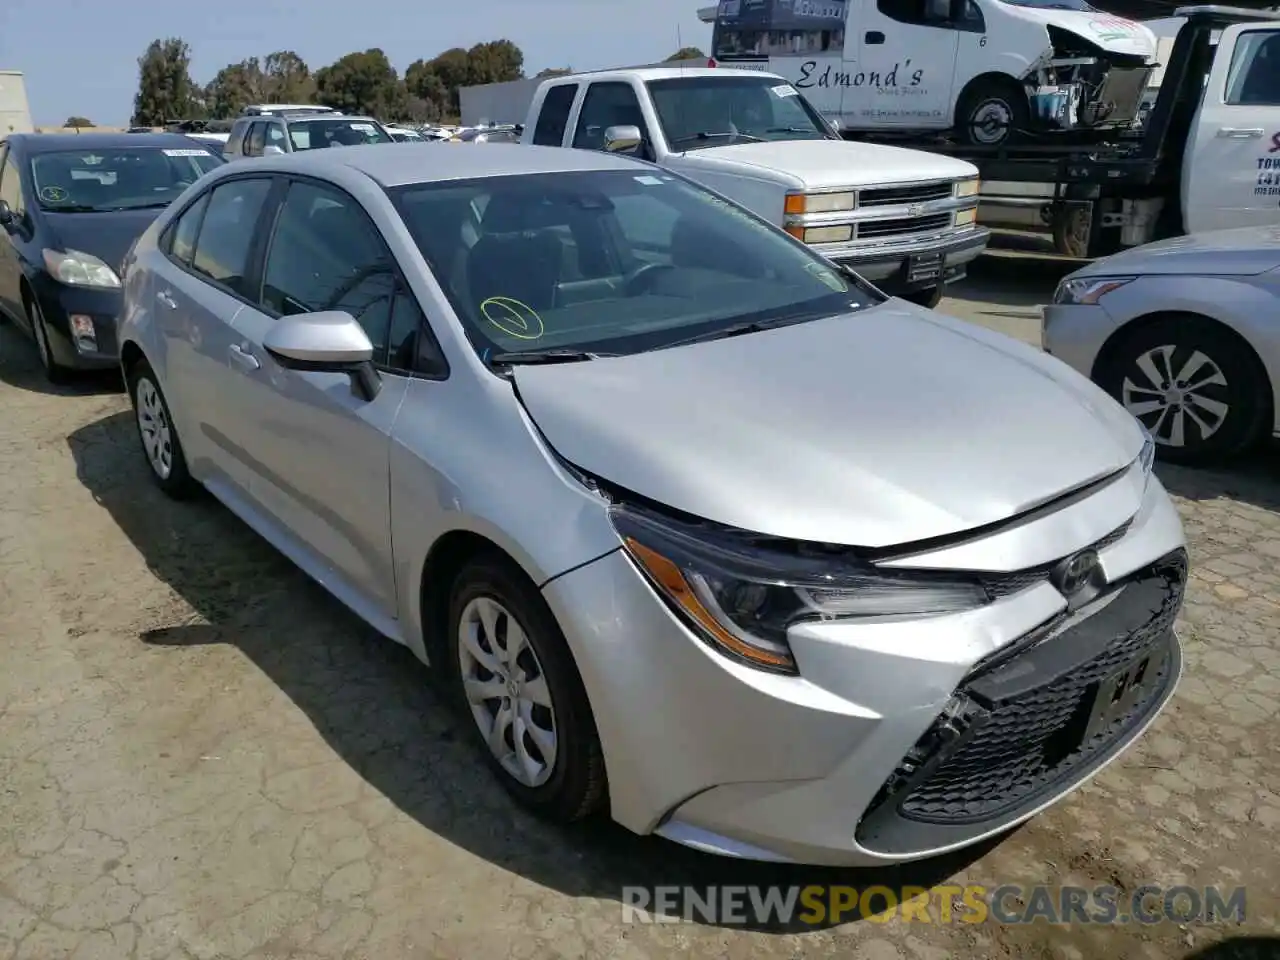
707, 0, 1158, 144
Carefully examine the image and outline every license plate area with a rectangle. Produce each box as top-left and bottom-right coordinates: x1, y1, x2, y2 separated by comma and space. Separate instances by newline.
1082, 644, 1165, 743
906, 251, 943, 284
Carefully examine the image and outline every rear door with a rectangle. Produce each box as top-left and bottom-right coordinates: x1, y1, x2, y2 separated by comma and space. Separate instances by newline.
1184, 23, 1280, 233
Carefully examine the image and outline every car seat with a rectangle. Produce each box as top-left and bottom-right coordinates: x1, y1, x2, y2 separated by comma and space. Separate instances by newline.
465, 198, 565, 313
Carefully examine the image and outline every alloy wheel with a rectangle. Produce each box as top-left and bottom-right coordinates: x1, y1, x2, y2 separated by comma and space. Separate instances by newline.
135, 376, 175, 480
457, 595, 558, 788
1121, 344, 1229, 448
970, 99, 1013, 145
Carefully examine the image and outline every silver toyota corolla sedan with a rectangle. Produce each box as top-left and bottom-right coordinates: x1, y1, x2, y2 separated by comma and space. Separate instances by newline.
1043, 226, 1280, 464
116, 144, 1187, 867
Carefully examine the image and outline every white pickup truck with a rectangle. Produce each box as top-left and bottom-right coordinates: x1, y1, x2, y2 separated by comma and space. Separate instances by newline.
520, 66, 989, 305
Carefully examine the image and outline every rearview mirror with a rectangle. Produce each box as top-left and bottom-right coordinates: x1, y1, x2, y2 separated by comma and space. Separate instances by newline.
263, 144, 286, 156
263, 310, 382, 400
603, 125, 643, 154
0, 199, 13, 229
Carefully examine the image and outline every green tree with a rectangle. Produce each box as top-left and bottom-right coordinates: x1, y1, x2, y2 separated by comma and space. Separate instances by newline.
315, 49, 405, 119
465, 39, 524, 86
536, 67, 573, 78
205, 59, 267, 118
263, 50, 315, 103
133, 38, 201, 125
64, 116, 94, 129
420, 47, 471, 114
665, 46, 707, 61
405, 59, 448, 119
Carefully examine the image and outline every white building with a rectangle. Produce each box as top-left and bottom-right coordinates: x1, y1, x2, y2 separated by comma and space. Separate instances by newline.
0, 71, 34, 135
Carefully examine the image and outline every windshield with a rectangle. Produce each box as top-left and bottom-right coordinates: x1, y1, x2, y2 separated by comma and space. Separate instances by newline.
390, 170, 878, 359
30, 147, 221, 212
286, 118, 392, 150
997, 0, 1096, 9
646, 76, 834, 148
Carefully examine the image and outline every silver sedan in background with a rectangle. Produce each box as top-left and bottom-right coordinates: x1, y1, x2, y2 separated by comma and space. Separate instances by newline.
1043, 226, 1280, 464
116, 144, 1185, 867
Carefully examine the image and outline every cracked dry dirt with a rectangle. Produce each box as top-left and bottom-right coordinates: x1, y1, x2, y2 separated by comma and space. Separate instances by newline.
1, 296, 1279, 960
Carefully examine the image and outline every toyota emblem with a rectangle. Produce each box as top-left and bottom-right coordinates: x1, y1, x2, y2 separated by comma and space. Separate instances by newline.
1051, 549, 1101, 597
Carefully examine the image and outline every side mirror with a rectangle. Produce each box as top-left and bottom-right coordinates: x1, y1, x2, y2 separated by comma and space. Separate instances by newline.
263, 144, 286, 156
0, 199, 13, 229
603, 125, 643, 154
263, 310, 382, 400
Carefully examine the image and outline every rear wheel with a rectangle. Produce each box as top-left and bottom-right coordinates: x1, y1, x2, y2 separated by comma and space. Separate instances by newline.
1096, 315, 1270, 464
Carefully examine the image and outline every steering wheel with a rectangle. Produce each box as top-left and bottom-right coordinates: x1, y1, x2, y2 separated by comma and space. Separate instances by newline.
622, 262, 675, 295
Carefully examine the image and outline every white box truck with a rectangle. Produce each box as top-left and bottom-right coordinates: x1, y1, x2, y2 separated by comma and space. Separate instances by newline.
0, 71, 34, 135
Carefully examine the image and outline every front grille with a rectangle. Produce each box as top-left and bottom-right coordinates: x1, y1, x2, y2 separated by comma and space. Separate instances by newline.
980, 519, 1131, 601
857, 213, 952, 239
857, 549, 1186, 843
860, 181, 954, 207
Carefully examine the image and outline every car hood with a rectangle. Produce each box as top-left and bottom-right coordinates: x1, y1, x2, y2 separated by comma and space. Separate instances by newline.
43, 208, 167, 275
513, 301, 1144, 548
1070, 224, 1280, 278
1010, 6, 1157, 57
678, 139, 979, 190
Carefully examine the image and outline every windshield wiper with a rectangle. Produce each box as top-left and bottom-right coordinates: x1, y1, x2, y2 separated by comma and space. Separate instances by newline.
488, 348, 617, 365
765, 126, 817, 134
660, 311, 828, 350
668, 131, 765, 148
108, 201, 174, 211
41, 204, 102, 213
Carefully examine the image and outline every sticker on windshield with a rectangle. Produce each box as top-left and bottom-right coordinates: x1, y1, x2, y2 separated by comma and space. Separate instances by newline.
633, 175, 663, 185
162, 148, 210, 157
39, 186, 68, 203
771, 84, 799, 98
82, 154, 103, 165
481, 297, 545, 340
350, 123, 375, 133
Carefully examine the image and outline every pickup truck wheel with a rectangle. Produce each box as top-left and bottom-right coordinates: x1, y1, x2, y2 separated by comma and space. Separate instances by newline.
1053, 206, 1092, 259
956, 79, 1029, 147
1096, 315, 1270, 465
900, 286, 943, 308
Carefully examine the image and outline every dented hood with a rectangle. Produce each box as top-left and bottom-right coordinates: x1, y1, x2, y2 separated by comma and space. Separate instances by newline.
512, 301, 1144, 549
1011, 6, 1158, 58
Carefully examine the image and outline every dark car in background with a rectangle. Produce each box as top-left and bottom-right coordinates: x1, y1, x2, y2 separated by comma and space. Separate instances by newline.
0, 132, 222, 382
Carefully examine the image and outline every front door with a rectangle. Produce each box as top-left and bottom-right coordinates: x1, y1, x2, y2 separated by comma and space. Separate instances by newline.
1184, 23, 1280, 233
223, 177, 406, 621
854, 0, 960, 127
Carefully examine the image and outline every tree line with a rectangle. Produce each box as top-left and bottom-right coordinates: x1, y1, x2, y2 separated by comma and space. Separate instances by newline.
130, 39, 707, 127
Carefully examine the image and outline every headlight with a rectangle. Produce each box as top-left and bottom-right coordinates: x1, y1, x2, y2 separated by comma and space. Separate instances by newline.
1052, 276, 1133, 305
610, 505, 991, 675
43, 248, 121, 289
1138, 422, 1156, 475
785, 191, 855, 215
955, 177, 980, 198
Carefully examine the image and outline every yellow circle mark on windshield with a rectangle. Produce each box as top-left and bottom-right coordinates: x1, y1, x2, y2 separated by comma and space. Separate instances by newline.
481, 297, 545, 340
40, 185, 68, 202
805, 262, 848, 292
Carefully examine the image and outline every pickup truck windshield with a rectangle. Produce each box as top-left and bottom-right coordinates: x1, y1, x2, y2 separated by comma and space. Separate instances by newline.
30, 147, 221, 212
286, 118, 392, 150
646, 76, 835, 150
390, 169, 878, 360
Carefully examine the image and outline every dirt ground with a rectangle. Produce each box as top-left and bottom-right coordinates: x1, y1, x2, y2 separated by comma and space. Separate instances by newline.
1, 251, 1279, 959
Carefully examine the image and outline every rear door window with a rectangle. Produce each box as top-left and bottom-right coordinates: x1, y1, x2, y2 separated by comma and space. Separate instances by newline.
189, 178, 273, 297
533, 85, 578, 145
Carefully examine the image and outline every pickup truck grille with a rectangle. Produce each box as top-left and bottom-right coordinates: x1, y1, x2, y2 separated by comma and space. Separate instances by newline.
858, 212, 952, 239
859, 181, 954, 207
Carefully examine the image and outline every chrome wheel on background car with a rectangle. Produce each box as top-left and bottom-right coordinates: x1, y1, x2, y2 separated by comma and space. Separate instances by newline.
457, 595, 558, 787
1100, 314, 1269, 465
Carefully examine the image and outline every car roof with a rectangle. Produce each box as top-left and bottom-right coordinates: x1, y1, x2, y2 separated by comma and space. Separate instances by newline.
545, 66, 783, 82
237, 142, 651, 187
8, 132, 213, 154
286, 114, 379, 124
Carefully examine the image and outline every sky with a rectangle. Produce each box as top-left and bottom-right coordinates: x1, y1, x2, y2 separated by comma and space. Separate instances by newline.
0, 0, 713, 127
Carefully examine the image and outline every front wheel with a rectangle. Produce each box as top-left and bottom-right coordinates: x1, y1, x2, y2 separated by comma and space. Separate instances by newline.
1096, 315, 1270, 465
447, 555, 606, 822
129, 360, 198, 497
956, 79, 1030, 147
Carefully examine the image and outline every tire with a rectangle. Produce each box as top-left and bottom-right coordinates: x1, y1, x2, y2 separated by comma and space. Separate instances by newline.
1096, 315, 1270, 465
1052, 205, 1092, 259
447, 554, 606, 823
127, 359, 198, 498
28, 298, 71, 384
900, 285, 943, 308
956, 79, 1030, 147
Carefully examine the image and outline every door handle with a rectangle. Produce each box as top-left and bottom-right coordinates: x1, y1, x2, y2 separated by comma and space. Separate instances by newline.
228, 343, 260, 372
865, 30, 885, 43
1216, 127, 1264, 138
156, 289, 177, 309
